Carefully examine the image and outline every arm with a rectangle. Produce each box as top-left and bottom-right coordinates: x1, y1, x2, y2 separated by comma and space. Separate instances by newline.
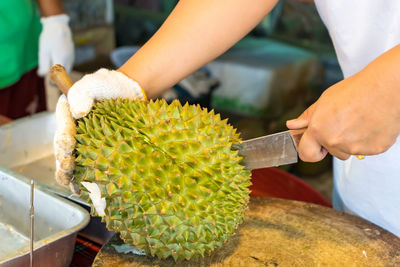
120, 0, 279, 98
53, 0, 278, 184
287, 44, 400, 161
36, 0, 64, 17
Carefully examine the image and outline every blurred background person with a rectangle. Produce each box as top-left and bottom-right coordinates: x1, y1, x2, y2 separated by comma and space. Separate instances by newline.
0, 0, 73, 119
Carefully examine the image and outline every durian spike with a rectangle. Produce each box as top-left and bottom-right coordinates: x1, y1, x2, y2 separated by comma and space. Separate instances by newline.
49, 64, 73, 96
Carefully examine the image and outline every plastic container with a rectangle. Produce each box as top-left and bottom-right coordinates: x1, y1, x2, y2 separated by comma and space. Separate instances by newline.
250, 167, 332, 207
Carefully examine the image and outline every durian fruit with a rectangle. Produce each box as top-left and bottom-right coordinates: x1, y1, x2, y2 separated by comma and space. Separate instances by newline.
73, 99, 251, 261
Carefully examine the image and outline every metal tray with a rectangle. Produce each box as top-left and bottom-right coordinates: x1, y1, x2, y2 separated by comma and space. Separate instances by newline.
0, 112, 114, 245
0, 168, 90, 266
0, 112, 85, 205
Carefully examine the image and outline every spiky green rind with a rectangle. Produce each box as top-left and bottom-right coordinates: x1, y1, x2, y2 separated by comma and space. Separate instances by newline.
74, 99, 251, 261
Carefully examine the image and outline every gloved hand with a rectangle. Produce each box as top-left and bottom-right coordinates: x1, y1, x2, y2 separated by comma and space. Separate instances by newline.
38, 14, 74, 77
54, 69, 146, 187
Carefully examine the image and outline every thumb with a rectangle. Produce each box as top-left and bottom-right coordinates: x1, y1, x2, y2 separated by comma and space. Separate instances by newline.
286, 103, 316, 129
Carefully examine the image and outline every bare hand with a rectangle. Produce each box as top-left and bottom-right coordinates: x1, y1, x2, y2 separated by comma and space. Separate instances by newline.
287, 68, 400, 162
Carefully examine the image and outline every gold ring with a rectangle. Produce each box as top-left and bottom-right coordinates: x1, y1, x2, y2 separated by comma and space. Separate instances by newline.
356, 155, 364, 160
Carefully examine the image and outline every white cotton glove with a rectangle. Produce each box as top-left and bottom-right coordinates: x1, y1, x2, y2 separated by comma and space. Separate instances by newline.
38, 14, 74, 77
54, 95, 76, 186
54, 69, 146, 187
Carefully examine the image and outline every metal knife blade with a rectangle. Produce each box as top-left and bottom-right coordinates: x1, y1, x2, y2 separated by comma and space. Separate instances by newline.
235, 129, 305, 170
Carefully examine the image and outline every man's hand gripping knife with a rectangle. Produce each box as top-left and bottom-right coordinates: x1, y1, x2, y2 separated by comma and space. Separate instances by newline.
53, 67, 146, 192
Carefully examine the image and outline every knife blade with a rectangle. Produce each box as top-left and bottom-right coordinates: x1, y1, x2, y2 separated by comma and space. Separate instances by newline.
235, 129, 305, 170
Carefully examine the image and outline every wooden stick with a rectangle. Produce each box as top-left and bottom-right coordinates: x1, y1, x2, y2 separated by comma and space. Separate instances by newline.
49, 64, 74, 96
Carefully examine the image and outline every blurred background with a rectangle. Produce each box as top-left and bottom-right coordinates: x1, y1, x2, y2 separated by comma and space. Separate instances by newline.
47, 0, 343, 202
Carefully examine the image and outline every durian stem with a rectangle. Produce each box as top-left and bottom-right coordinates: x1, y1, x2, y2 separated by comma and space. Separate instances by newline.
49, 64, 74, 96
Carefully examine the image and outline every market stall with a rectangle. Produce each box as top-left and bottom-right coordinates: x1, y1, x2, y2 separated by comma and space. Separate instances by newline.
1, 0, 400, 266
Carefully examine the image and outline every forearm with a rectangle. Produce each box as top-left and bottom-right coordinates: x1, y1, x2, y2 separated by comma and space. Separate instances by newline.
36, 0, 64, 17
356, 44, 400, 114
119, 0, 278, 98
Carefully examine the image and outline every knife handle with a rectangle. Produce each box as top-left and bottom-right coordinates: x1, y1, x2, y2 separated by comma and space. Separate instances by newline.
289, 128, 306, 149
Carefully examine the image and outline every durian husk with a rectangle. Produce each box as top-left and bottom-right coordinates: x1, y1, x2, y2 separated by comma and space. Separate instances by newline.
74, 99, 251, 261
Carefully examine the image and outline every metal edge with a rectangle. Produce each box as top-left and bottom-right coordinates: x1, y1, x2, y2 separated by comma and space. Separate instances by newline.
241, 129, 299, 153
240, 130, 292, 145
0, 111, 90, 207
0, 112, 54, 130
0, 167, 90, 261
288, 131, 299, 152
0, 165, 89, 208
238, 130, 299, 169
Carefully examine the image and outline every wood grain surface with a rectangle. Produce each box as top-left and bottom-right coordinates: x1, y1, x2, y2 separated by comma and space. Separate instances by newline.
93, 197, 400, 266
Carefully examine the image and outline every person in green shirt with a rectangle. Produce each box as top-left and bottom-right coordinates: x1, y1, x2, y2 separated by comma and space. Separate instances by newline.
0, 0, 73, 119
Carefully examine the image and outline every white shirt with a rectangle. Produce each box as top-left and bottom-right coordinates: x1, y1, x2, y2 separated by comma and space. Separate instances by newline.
314, 0, 400, 236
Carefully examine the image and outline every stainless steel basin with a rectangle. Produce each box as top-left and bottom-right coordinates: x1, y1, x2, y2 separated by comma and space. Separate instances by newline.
0, 112, 113, 247
0, 169, 89, 266
0, 112, 84, 205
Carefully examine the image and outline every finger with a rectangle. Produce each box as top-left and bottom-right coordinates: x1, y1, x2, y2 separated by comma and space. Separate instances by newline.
52, 44, 74, 73
345, 137, 396, 156
297, 129, 328, 162
328, 148, 351, 160
318, 139, 351, 160
286, 103, 316, 129
67, 80, 94, 119
38, 48, 51, 77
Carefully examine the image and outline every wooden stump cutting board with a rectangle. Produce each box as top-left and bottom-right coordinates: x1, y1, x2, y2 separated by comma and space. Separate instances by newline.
93, 197, 400, 266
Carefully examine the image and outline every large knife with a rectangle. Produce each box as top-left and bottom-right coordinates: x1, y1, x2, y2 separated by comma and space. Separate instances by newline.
236, 129, 305, 170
